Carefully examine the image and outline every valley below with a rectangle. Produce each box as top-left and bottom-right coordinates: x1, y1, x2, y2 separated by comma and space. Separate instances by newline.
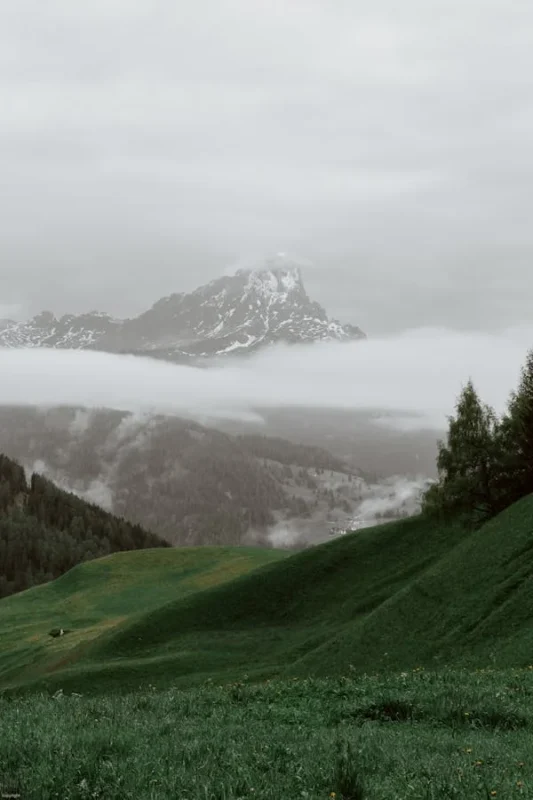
0, 405, 435, 549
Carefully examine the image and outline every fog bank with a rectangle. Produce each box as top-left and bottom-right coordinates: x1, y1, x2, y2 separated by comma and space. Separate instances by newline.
1, 326, 531, 429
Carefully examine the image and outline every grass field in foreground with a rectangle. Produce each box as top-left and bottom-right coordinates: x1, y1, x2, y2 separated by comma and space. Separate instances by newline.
0, 546, 286, 690
2, 669, 533, 799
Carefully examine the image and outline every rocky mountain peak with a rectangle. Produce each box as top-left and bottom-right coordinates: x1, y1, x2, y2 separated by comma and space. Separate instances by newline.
0, 256, 365, 362
238, 253, 304, 291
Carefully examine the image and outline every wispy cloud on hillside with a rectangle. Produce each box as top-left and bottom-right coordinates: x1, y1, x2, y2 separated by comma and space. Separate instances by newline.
0, 326, 531, 429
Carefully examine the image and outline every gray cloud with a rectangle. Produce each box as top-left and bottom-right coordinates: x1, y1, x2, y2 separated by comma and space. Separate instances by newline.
1, 1, 533, 332
0, 327, 531, 427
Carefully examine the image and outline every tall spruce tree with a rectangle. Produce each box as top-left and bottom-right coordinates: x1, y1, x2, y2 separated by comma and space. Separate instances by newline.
494, 349, 533, 508
422, 380, 499, 524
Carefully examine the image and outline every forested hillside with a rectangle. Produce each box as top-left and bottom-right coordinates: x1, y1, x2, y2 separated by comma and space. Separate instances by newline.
0, 407, 366, 546
235, 434, 347, 471
0, 454, 169, 599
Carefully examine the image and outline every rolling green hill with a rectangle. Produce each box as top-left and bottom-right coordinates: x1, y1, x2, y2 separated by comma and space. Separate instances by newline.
0, 546, 286, 690
2, 494, 533, 696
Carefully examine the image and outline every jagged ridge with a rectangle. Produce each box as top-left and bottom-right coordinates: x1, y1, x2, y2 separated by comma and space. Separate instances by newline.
0, 256, 365, 362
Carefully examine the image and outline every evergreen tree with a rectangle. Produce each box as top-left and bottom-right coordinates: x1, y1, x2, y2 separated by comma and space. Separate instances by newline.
493, 349, 533, 508
422, 380, 499, 524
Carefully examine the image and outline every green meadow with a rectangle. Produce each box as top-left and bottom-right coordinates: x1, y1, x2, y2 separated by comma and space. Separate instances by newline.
2, 495, 533, 797
0, 546, 286, 691
2, 670, 533, 799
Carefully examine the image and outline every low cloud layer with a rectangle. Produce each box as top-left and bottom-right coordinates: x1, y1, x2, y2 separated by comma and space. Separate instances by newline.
1, 326, 531, 428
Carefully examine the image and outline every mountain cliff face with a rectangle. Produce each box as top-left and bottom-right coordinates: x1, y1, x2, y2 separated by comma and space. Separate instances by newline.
0, 256, 365, 362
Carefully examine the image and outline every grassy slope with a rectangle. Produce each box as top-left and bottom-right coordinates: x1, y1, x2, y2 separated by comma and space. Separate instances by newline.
3, 495, 533, 696
300, 492, 533, 676
3, 513, 465, 694
0, 546, 286, 690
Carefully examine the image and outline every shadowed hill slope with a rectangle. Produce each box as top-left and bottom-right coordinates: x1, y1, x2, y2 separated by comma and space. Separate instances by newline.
301, 491, 533, 675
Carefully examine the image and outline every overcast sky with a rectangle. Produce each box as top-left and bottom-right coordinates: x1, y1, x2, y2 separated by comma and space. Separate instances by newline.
2, 0, 533, 334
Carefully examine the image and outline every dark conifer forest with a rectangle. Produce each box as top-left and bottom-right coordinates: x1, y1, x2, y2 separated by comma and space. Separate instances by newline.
0, 454, 169, 599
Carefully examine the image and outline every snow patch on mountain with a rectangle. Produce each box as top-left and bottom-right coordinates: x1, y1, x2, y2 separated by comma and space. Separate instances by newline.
0, 255, 365, 362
